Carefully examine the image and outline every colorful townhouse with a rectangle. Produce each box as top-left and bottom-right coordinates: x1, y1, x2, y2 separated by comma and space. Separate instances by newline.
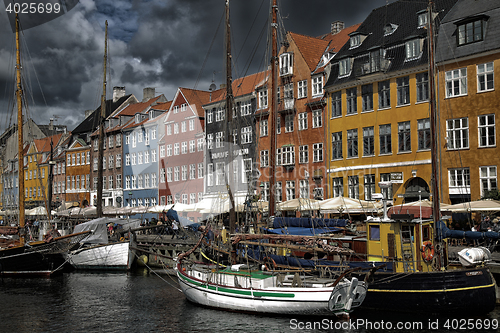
253, 24, 357, 216
65, 137, 91, 207
435, 0, 500, 204
160, 87, 215, 222
52, 136, 71, 210
324, 0, 457, 205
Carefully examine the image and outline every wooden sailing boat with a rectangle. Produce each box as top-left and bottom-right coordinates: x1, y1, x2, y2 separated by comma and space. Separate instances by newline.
0, 14, 90, 277
176, 0, 367, 318
62, 21, 139, 270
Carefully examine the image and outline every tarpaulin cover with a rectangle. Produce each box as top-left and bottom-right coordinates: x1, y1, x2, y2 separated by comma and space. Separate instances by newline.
273, 217, 348, 229
436, 220, 500, 241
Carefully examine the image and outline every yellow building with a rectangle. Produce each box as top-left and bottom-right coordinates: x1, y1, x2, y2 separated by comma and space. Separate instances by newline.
323, 0, 457, 206
435, 3, 500, 204
24, 134, 64, 209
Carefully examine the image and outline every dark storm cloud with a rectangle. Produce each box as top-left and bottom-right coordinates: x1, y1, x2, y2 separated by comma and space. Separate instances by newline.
0, 0, 394, 132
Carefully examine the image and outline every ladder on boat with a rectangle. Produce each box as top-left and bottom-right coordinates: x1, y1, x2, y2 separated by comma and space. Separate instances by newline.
399, 227, 416, 272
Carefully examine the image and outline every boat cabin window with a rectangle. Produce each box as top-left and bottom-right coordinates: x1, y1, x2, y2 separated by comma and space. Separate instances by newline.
369, 225, 380, 241
422, 225, 431, 241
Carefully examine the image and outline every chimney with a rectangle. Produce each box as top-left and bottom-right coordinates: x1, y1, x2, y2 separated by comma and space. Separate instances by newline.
113, 86, 126, 102
143, 87, 155, 102
331, 21, 344, 35
49, 118, 54, 132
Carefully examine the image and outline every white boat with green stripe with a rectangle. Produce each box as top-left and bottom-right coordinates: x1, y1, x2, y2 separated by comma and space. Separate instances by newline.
176, 262, 367, 317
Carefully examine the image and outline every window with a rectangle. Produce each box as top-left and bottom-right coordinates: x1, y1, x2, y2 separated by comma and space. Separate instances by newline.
181, 141, 187, 154
361, 84, 373, 112
331, 132, 342, 160
166, 145, 172, 157
350, 34, 361, 48
299, 145, 309, 164
131, 133, 136, 147
276, 116, 281, 134
166, 124, 172, 136
397, 76, 410, 105
108, 155, 114, 169
137, 131, 143, 143
369, 225, 380, 241
312, 110, 322, 128
347, 129, 358, 158
283, 83, 294, 109
279, 53, 293, 76
173, 105, 179, 114
242, 158, 252, 183
297, 80, 307, 99
259, 89, 268, 109
299, 179, 309, 199
478, 114, 495, 147
380, 173, 393, 200
151, 128, 156, 139
165, 167, 172, 182
348, 175, 359, 199
189, 164, 196, 179
449, 168, 470, 193
260, 119, 268, 137
277, 146, 295, 166
398, 121, 411, 152
446, 68, 467, 97
416, 72, 429, 102
190, 193, 196, 205
312, 75, 323, 96
332, 177, 343, 197
138, 152, 143, 164
94, 157, 99, 170
379, 124, 392, 155
446, 118, 469, 150
331, 91, 342, 118
197, 138, 204, 151
151, 149, 156, 162
457, 18, 485, 46
240, 100, 251, 116
174, 166, 180, 182
477, 62, 494, 92
189, 119, 195, 131
174, 123, 179, 134
339, 58, 351, 77
173, 143, 180, 155
312, 143, 323, 162
207, 134, 213, 150
181, 121, 186, 133
189, 140, 195, 153
103, 156, 107, 169
405, 39, 421, 60
181, 104, 187, 112
216, 162, 225, 185
207, 110, 213, 123
241, 126, 252, 144
378, 80, 390, 109
286, 181, 295, 200
193, 163, 201, 180
346, 88, 357, 114
131, 153, 136, 165
363, 127, 374, 156
207, 163, 213, 186
418, 118, 431, 150
181, 165, 188, 181
145, 130, 150, 145
116, 135, 122, 146
364, 174, 375, 201
285, 114, 294, 133
298, 113, 307, 130
260, 150, 269, 167
480, 166, 497, 196
215, 131, 224, 148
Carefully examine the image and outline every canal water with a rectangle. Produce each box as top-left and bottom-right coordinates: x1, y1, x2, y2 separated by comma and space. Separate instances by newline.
1, 269, 499, 333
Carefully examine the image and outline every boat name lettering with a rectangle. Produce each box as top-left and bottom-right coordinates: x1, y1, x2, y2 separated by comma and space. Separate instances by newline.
465, 271, 482, 276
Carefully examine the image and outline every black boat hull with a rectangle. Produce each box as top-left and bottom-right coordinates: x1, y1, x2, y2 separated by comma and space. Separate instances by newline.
0, 245, 68, 277
361, 267, 496, 315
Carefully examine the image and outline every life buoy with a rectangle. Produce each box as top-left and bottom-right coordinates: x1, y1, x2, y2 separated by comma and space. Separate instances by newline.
421, 241, 434, 262
120, 237, 125, 242
263, 257, 277, 271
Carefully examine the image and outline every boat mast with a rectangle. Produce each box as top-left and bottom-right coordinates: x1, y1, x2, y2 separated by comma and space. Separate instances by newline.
96, 21, 108, 218
47, 138, 53, 221
268, 0, 278, 218
225, 0, 237, 263
15, 13, 25, 245
427, 0, 442, 267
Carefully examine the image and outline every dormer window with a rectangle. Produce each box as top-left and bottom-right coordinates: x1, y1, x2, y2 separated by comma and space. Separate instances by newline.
280, 53, 293, 76
456, 15, 489, 46
339, 58, 352, 77
405, 38, 423, 60
384, 23, 398, 36
135, 114, 141, 123
418, 11, 428, 28
349, 32, 367, 49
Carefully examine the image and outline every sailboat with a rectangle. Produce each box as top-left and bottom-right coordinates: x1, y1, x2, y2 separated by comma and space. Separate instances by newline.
176, 0, 367, 318
0, 14, 91, 277
62, 21, 140, 271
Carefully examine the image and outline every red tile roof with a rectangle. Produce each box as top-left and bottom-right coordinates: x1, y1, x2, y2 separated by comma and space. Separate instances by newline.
319, 23, 362, 53
288, 32, 331, 72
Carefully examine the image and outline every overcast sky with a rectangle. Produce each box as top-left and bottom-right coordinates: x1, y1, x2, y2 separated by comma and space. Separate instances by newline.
0, 0, 393, 132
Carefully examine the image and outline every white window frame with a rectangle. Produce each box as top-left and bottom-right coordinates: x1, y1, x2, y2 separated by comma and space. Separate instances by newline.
445, 68, 467, 98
